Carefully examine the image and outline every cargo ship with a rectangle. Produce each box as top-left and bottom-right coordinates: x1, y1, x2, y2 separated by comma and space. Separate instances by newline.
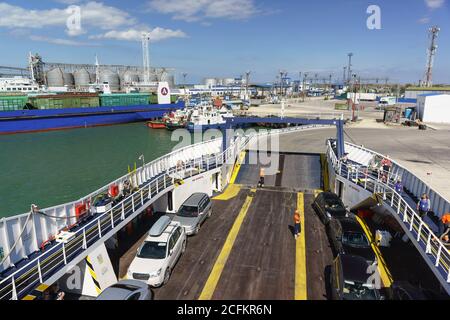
0, 81, 183, 134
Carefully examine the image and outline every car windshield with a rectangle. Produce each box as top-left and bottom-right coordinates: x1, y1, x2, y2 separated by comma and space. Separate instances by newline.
325, 198, 344, 210
343, 281, 379, 300
342, 232, 370, 248
177, 205, 198, 217
137, 241, 167, 259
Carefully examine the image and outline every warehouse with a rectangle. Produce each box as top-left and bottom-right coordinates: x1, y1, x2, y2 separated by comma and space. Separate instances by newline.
416, 94, 450, 124
405, 86, 450, 99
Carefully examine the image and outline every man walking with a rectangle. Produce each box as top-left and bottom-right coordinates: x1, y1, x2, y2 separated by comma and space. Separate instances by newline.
294, 209, 301, 239
417, 194, 431, 219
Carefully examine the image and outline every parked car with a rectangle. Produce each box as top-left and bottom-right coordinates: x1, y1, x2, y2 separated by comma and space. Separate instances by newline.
326, 216, 376, 264
96, 280, 153, 300
330, 254, 382, 300
389, 281, 444, 300
127, 216, 187, 287
312, 192, 347, 224
171, 193, 212, 236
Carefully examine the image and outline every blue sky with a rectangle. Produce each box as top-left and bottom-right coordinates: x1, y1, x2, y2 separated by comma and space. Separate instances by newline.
0, 0, 449, 84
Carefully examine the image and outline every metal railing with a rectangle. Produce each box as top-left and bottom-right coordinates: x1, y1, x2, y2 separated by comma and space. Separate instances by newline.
327, 141, 450, 288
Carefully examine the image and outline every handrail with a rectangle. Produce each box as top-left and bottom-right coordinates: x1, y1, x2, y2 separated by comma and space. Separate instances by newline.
327, 141, 450, 285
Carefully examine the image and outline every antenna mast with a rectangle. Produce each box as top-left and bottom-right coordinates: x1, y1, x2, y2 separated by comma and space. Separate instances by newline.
423, 26, 440, 87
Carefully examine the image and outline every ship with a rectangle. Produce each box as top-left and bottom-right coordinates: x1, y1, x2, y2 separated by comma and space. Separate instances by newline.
0, 80, 183, 134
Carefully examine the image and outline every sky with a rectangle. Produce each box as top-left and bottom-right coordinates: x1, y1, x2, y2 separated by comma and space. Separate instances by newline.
0, 0, 449, 84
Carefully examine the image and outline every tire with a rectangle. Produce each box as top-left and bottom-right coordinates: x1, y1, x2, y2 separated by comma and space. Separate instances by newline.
163, 268, 171, 285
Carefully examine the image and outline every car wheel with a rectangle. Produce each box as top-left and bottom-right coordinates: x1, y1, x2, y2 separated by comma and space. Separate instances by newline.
163, 268, 171, 285
181, 240, 187, 253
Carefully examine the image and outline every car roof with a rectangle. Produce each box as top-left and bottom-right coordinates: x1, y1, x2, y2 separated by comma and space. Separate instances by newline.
147, 218, 180, 242
340, 254, 371, 283
96, 280, 147, 300
182, 193, 208, 207
338, 217, 363, 232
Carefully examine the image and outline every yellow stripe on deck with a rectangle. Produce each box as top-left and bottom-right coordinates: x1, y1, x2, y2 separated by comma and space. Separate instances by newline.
356, 216, 393, 288
213, 184, 242, 201
199, 189, 256, 300
295, 192, 307, 300
229, 151, 246, 184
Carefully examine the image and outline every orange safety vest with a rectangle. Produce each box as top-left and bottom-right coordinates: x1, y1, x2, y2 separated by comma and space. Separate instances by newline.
294, 212, 300, 224
442, 214, 450, 225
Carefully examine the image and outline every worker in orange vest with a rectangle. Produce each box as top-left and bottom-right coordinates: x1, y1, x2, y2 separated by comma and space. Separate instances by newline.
294, 210, 301, 239
439, 213, 450, 239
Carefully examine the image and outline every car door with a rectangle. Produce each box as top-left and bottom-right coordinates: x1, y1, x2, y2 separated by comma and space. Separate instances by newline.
172, 227, 183, 261
168, 234, 177, 268
199, 198, 208, 224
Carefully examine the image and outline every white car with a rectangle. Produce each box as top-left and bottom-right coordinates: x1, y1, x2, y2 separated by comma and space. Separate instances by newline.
127, 216, 187, 287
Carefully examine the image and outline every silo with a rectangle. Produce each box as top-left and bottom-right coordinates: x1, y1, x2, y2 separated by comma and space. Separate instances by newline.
62, 72, 75, 87
46, 68, 64, 87
100, 69, 120, 91
74, 68, 91, 88
122, 70, 140, 84
204, 78, 217, 88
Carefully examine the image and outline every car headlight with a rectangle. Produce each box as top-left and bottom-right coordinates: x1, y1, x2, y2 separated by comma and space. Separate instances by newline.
149, 268, 162, 278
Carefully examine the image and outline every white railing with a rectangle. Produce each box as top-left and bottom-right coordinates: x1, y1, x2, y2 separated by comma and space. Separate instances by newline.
327, 141, 450, 289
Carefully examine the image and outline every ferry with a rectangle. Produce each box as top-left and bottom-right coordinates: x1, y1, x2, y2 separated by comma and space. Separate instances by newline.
186, 105, 234, 132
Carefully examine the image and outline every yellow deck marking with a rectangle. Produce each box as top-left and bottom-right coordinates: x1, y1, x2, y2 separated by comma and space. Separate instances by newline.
356, 216, 393, 287
22, 295, 36, 300
313, 189, 323, 199
213, 184, 242, 201
199, 189, 255, 300
320, 154, 330, 192
295, 192, 307, 300
229, 151, 246, 184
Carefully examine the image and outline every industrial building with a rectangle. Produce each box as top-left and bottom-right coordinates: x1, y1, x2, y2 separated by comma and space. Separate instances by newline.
404, 87, 450, 99
416, 93, 450, 124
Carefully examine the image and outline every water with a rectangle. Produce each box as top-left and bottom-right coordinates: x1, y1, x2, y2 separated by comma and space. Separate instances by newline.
0, 123, 179, 218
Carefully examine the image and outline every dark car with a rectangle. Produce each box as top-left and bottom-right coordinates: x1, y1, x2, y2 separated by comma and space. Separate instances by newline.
312, 192, 347, 224
326, 216, 376, 264
330, 254, 382, 300
389, 281, 445, 300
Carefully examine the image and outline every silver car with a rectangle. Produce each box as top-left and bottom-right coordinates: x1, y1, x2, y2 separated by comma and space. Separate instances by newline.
96, 280, 153, 300
171, 193, 212, 235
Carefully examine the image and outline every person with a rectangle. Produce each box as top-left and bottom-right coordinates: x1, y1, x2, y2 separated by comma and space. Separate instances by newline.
417, 194, 431, 219
258, 167, 265, 188
294, 210, 301, 239
340, 153, 349, 164
380, 155, 392, 183
394, 180, 403, 195
439, 213, 450, 238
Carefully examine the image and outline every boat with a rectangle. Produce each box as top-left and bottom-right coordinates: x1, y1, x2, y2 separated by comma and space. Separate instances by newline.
187, 105, 234, 132
147, 120, 167, 129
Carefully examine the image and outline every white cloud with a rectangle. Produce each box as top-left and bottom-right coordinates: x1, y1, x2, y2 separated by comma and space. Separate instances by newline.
0, 1, 135, 35
425, 0, 445, 9
418, 16, 430, 24
147, 0, 259, 22
90, 27, 187, 42
29, 35, 98, 46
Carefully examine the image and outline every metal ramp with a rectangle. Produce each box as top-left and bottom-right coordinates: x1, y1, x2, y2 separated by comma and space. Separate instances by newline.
328, 140, 450, 295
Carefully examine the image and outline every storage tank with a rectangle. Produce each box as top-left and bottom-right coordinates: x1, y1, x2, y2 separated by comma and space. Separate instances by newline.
223, 78, 235, 86
159, 72, 175, 88
100, 69, 120, 91
62, 72, 75, 87
204, 78, 217, 88
46, 68, 64, 87
122, 71, 140, 84
74, 68, 91, 88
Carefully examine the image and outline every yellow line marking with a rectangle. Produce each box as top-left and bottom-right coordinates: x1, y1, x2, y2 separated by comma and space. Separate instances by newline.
229, 151, 246, 184
356, 216, 393, 288
22, 295, 36, 300
320, 154, 330, 192
213, 184, 242, 201
199, 189, 255, 300
295, 192, 307, 300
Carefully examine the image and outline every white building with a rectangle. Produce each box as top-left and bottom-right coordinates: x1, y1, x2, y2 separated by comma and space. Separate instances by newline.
417, 94, 450, 124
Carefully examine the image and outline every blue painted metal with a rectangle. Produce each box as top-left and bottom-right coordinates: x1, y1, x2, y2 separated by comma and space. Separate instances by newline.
0, 102, 184, 134
220, 116, 345, 157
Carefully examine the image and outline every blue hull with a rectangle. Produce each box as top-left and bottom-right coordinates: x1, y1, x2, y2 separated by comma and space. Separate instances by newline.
0, 103, 184, 134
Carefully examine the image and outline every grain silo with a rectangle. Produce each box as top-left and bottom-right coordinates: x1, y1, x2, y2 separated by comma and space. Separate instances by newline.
46, 68, 64, 87
122, 70, 140, 85
74, 68, 92, 89
100, 69, 120, 91
63, 72, 75, 88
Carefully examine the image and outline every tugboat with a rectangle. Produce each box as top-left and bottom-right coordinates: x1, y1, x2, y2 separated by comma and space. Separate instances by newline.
146, 119, 167, 129
187, 105, 234, 132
